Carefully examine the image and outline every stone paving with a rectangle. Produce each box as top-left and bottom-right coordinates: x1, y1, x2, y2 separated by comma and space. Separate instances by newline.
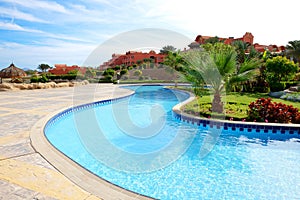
0, 84, 133, 200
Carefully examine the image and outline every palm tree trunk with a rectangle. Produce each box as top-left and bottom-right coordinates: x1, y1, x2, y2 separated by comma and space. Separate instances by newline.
212, 92, 223, 113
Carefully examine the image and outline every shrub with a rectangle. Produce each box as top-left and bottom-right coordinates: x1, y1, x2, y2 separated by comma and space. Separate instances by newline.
103, 69, 115, 77
40, 76, 46, 83
30, 77, 38, 83
127, 66, 133, 70
30, 75, 48, 83
248, 97, 300, 123
98, 75, 113, 83
114, 65, 121, 70
120, 69, 128, 76
269, 82, 285, 92
133, 70, 142, 76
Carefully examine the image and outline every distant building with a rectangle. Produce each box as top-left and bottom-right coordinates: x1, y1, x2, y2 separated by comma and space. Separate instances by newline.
99, 50, 166, 70
194, 32, 285, 53
49, 64, 86, 75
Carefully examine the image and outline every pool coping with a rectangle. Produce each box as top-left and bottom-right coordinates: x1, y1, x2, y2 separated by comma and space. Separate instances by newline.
30, 85, 300, 200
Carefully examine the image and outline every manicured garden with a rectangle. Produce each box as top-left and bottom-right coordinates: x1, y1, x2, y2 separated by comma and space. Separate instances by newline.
182, 92, 300, 123
163, 40, 300, 124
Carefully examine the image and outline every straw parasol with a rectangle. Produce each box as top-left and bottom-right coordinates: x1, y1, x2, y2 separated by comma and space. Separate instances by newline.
0, 63, 27, 83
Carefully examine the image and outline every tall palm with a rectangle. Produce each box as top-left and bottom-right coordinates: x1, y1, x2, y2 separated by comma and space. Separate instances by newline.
230, 41, 261, 92
232, 40, 250, 64
210, 49, 236, 113
182, 45, 236, 113
286, 40, 300, 63
227, 58, 261, 92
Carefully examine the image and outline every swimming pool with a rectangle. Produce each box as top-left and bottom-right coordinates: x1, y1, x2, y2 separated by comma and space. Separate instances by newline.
45, 85, 300, 199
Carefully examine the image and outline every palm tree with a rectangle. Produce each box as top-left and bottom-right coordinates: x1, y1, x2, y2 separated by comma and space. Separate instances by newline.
285, 40, 300, 63
182, 44, 236, 113
227, 58, 261, 92
232, 40, 250, 64
229, 41, 262, 92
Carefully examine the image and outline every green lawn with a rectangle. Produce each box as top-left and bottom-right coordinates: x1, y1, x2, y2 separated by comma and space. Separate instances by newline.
182, 92, 300, 121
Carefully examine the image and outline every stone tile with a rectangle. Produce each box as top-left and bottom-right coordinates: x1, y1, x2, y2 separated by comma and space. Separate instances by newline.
0, 142, 34, 159
0, 179, 19, 197
0, 113, 42, 136
5, 187, 37, 200
14, 153, 56, 171
0, 110, 8, 115
32, 193, 58, 200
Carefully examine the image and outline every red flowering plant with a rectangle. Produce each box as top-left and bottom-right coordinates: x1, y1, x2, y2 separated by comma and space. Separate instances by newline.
248, 98, 300, 124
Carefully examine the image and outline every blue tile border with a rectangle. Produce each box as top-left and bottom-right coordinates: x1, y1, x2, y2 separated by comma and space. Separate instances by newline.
44, 93, 134, 130
172, 109, 300, 137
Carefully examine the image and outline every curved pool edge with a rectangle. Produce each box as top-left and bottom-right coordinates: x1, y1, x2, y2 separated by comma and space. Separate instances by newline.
172, 91, 300, 136
30, 87, 153, 200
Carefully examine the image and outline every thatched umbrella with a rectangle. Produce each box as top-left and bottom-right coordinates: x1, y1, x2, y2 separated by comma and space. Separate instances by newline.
0, 63, 27, 83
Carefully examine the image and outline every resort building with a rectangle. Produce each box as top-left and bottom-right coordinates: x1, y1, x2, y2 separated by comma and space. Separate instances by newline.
100, 32, 285, 71
99, 50, 166, 70
194, 32, 285, 53
49, 64, 86, 75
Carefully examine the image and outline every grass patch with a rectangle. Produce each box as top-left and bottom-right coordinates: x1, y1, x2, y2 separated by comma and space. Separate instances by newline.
182, 92, 300, 121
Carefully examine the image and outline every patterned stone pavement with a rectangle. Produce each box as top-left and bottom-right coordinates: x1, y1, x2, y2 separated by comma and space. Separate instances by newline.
0, 84, 133, 200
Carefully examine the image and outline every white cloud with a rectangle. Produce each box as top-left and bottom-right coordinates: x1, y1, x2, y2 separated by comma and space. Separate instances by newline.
0, 21, 93, 43
0, 22, 43, 33
0, 0, 68, 13
0, 7, 49, 23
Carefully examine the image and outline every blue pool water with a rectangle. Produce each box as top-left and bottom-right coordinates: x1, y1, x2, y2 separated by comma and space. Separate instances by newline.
45, 85, 300, 199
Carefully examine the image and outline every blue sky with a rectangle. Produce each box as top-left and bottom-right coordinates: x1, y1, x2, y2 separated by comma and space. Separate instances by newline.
0, 0, 299, 70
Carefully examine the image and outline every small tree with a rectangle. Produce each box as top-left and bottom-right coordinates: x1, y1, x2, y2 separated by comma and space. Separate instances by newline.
265, 56, 298, 91
38, 64, 51, 72
160, 45, 177, 54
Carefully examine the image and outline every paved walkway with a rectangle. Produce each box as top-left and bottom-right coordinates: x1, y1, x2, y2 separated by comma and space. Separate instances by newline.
0, 84, 133, 200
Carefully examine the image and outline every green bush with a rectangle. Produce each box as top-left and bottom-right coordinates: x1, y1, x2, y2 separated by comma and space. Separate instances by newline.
30, 75, 48, 83
40, 75, 48, 83
133, 70, 142, 76
98, 75, 113, 83
114, 66, 121, 70
30, 77, 39, 83
103, 69, 115, 77
269, 82, 285, 92
120, 69, 128, 76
